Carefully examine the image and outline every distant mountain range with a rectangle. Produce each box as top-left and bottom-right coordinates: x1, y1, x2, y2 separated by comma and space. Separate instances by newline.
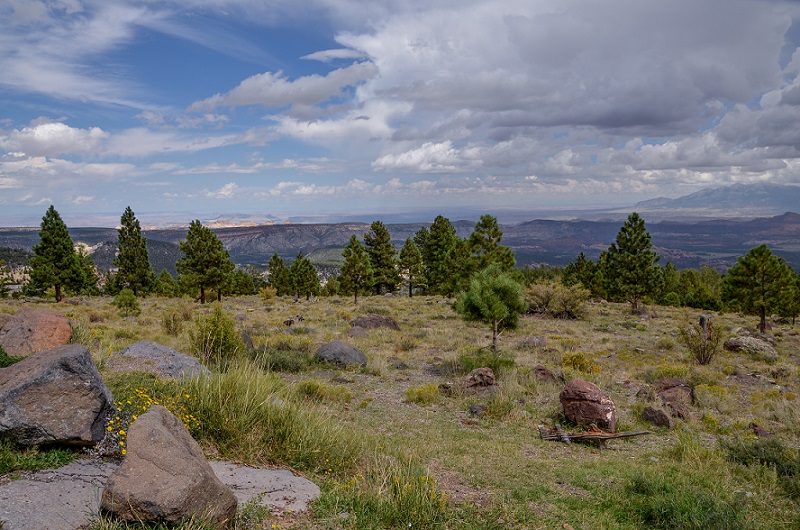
2, 184, 800, 272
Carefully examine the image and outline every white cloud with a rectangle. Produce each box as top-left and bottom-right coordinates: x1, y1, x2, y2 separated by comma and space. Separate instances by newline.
0, 121, 108, 157
204, 182, 239, 199
372, 141, 473, 172
72, 195, 94, 205
301, 48, 365, 62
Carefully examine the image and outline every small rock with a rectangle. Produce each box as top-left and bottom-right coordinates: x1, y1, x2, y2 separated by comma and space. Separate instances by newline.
464, 367, 495, 387
534, 365, 558, 383
468, 404, 486, 417
107, 341, 211, 380
641, 406, 674, 429
347, 326, 367, 338
724, 336, 778, 363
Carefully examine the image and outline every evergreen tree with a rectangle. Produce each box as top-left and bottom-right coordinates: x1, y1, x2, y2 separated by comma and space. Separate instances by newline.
661, 261, 681, 303
422, 215, 458, 295
176, 220, 235, 303
288, 252, 320, 300
340, 235, 373, 304
563, 252, 602, 296
266, 253, 292, 296
779, 270, 800, 325
600, 212, 663, 312
152, 269, 178, 297
722, 244, 795, 333
230, 269, 257, 295
114, 206, 154, 296
364, 220, 400, 294
447, 237, 474, 296
27, 205, 84, 302
454, 264, 527, 354
398, 237, 425, 297
468, 214, 515, 271
74, 246, 99, 295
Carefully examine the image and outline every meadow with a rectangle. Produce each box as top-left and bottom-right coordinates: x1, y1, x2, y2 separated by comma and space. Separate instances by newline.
1, 293, 799, 529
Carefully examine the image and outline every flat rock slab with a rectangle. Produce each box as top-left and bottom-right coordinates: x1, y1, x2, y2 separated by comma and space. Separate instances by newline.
210, 461, 320, 513
0, 459, 319, 530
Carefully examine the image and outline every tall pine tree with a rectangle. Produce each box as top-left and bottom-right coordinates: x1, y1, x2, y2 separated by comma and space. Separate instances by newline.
27, 205, 84, 302
422, 215, 458, 295
266, 253, 292, 296
364, 220, 400, 294
398, 237, 425, 297
600, 212, 662, 312
176, 220, 235, 303
468, 214, 515, 271
340, 235, 373, 304
722, 244, 795, 333
289, 252, 320, 300
114, 206, 154, 295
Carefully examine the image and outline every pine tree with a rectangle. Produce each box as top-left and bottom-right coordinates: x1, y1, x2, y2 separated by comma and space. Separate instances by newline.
340, 235, 373, 304
398, 237, 424, 297
152, 269, 178, 297
722, 244, 795, 333
267, 253, 292, 296
454, 264, 527, 354
422, 216, 458, 295
176, 220, 235, 303
600, 212, 663, 312
364, 220, 400, 294
468, 214, 515, 271
27, 205, 84, 302
114, 206, 154, 296
289, 252, 320, 300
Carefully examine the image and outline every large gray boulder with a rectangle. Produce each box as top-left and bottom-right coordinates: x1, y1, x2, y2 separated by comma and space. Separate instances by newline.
315, 341, 367, 368
724, 336, 778, 363
105, 341, 211, 379
0, 308, 72, 357
101, 406, 237, 529
559, 378, 617, 432
0, 344, 113, 447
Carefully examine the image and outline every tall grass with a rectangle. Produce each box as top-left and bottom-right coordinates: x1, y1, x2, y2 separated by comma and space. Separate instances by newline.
180, 360, 360, 474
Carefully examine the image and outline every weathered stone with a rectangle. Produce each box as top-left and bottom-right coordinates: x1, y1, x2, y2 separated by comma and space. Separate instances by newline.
347, 325, 368, 338
534, 365, 559, 383
724, 336, 778, 363
559, 378, 617, 432
519, 335, 547, 349
655, 378, 693, 419
105, 341, 211, 380
350, 314, 400, 330
0, 344, 113, 447
0, 308, 72, 357
641, 406, 674, 429
101, 406, 237, 529
315, 341, 367, 368
464, 367, 495, 387
750, 422, 774, 438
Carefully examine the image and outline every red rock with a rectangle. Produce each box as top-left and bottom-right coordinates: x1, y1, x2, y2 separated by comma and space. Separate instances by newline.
559, 378, 617, 432
0, 308, 72, 357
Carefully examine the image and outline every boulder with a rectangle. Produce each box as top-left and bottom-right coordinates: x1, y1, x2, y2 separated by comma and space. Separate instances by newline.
347, 326, 368, 338
655, 378, 693, 419
0, 344, 114, 447
101, 406, 237, 528
559, 378, 617, 432
641, 406, 674, 429
350, 314, 400, 330
724, 336, 778, 363
0, 308, 72, 357
106, 341, 211, 380
534, 365, 559, 383
315, 341, 367, 368
519, 336, 547, 349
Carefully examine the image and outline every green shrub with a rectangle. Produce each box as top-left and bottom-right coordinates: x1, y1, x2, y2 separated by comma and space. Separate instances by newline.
189, 304, 245, 368
721, 438, 800, 499
112, 288, 140, 317
678, 316, 723, 365
526, 280, 589, 319
561, 352, 600, 374
405, 383, 441, 405
0, 345, 23, 367
663, 292, 682, 307
295, 379, 352, 403
655, 336, 675, 350
253, 348, 311, 373
161, 309, 182, 336
643, 362, 689, 384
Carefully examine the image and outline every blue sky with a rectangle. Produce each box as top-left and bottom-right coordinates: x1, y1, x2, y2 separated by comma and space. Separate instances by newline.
2, 0, 800, 227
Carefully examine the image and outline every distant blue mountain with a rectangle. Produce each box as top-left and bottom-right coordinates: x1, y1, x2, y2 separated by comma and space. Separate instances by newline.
635, 183, 800, 214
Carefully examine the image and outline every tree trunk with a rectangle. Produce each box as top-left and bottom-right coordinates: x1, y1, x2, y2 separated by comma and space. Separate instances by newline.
55, 284, 62, 303
408, 282, 413, 298
492, 320, 499, 355
354, 289, 359, 305
200, 286, 206, 304
217, 290, 222, 302
759, 306, 766, 334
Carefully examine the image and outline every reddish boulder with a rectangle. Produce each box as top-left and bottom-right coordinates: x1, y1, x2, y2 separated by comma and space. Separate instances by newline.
0, 308, 72, 357
655, 378, 693, 419
464, 367, 495, 388
559, 378, 617, 432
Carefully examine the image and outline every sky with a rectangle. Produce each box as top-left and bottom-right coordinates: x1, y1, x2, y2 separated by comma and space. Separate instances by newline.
2, 0, 800, 227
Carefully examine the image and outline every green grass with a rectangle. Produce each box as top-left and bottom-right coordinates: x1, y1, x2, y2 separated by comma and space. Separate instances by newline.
0, 439, 78, 474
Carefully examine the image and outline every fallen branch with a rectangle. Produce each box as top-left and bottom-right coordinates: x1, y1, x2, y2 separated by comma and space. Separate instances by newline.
537, 424, 651, 446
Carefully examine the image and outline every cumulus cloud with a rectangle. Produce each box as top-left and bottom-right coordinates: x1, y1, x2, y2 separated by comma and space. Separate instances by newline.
302, 48, 366, 62
204, 182, 239, 199
0, 121, 108, 157
372, 141, 475, 172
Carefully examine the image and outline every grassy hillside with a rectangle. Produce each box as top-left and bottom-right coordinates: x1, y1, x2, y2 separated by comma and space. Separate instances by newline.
1, 295, 798, 529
